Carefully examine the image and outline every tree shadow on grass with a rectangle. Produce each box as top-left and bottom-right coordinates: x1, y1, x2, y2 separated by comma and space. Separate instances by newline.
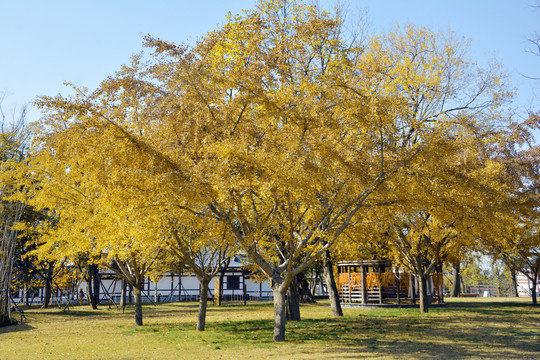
214, 302, 274, 308
446, 301, 538, 317
32, 310, 111, 318
203, 311, 540, 359
0, 322, 35, 334
114, 299, 539, 359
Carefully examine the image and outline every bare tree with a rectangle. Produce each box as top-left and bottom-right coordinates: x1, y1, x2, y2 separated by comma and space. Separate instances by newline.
524, 1, 540, 80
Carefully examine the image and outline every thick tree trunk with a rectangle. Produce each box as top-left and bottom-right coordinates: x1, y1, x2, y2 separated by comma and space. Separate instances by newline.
92, 266, 100, 307
451, 263, 461, 297
286, 276, 301, 321
272, 287, 287, 341
86, 264, 100, 309
0, 199, 26, 326
133, 286, 143, 326
86, 277, 97, 309
297, 273, 315, 303
531, 271, 538, 306
0, 233, 16, 325
323, 250, 343, 317
511, 269, 518, 297
0, 276, 13, 326
196, 278, 210, 331
41, 278, 52, 309
418, 273, 429, 313
0, 289, 12, 326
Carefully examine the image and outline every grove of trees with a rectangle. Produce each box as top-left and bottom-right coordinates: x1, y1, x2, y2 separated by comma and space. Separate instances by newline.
1, 0, 538, 341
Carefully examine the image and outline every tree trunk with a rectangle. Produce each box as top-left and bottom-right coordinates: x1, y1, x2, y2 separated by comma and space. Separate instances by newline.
272, 287, 287, 341
286, 276, 301, 321
311, 269, 321, 297
451, 262, 461, 297
120, 280, 126, 307
25, 286, 30, 307
86, 275, 97, 309
42, 278, 52, 309
511, 269, 518, 297
531, 270, 538, 306
197, 278, 210, 331
418, 273, 429, 313
0, 198, 26, 326
86, 264, 100, 309
92, 266, 100, 307
0, 278, 13, 326
217, 258, 230, 306
218, 271, 225, 305
297, 273, 315, 303
0, 232, 16, 325
133, 286, 143, 326
214, 278, 221, 306
323, 249, 343, 317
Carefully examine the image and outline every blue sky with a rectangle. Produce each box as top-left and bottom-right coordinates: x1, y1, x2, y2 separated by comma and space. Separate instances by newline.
1, 0, 538, 123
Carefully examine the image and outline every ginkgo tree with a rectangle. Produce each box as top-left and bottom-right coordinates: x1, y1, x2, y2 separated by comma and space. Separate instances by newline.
476, 113, 540, 305
343, 24, 512, 313
31, 108, 166, 325
143, 1, 417, 340
380, 124, 511, 312
485, 213, 540, 304
166, 215, 231, 331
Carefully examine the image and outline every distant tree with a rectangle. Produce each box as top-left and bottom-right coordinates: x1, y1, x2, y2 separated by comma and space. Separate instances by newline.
490, 258, 515, 297
11, 207, 61, 309
460, 258, 491, 292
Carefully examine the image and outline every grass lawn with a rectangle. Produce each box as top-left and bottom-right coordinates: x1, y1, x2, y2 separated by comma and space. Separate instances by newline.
1, 297, 538, 359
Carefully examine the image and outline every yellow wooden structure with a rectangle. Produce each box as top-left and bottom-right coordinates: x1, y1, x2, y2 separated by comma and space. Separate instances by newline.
337, 260, 444, 305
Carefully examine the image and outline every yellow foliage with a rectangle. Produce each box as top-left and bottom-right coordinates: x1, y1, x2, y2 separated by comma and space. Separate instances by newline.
30, 0, 512, 304
338, 272, 412, 296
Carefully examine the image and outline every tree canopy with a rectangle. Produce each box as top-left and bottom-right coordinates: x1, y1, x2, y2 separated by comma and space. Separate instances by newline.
19, 0, 536, 341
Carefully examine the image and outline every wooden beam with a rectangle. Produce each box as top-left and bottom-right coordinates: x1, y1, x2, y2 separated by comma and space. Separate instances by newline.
361, 265, 367, 305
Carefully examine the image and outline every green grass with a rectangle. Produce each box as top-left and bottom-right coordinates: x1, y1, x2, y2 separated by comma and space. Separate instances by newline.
1, 298, 539, 359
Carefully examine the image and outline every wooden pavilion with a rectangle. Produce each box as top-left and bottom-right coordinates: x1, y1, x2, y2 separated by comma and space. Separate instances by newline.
337, 260, 444, 306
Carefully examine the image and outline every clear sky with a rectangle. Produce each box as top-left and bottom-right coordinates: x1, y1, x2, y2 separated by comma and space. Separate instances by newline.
1, 0, 538, 123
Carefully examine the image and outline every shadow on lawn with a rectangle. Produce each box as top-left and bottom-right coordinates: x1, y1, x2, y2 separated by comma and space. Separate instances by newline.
118, 301, 539, 359
446, 301, 539, 317
203, 308, 539, 359
0, 322, 35, 334
31, 309, 112, 318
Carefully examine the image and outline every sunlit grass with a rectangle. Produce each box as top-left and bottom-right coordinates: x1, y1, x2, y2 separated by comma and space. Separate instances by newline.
1, 297, 538, 359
